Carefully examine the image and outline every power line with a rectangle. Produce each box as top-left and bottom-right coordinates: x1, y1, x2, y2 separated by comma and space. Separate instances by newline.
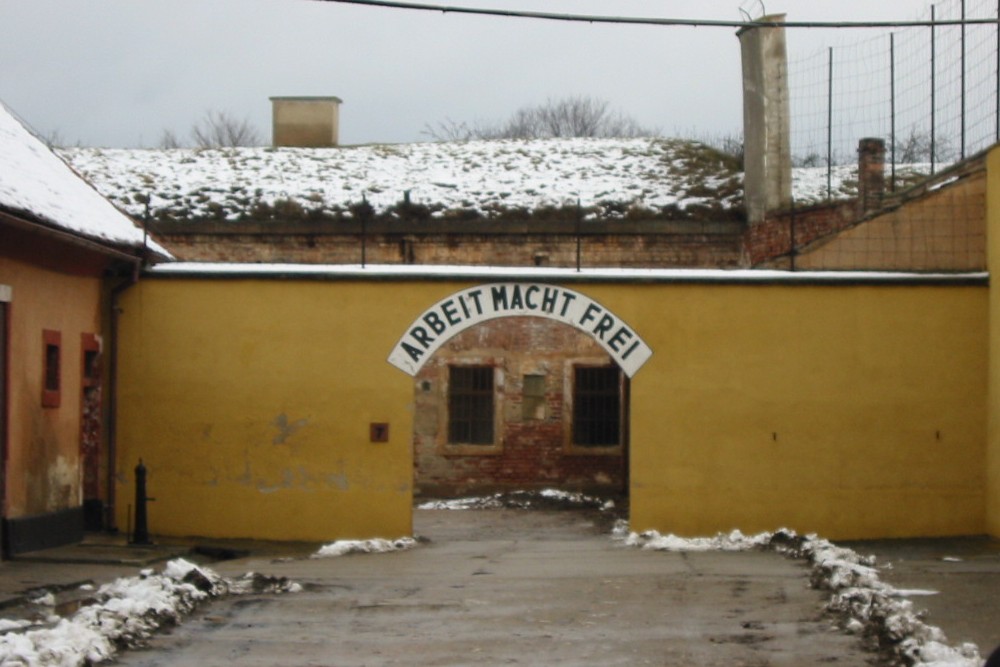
308, 0, 998, 29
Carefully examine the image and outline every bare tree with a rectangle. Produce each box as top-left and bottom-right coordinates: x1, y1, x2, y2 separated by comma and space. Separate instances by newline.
423, 96, 657, 141
893, 126, 958, 164
159, 128, 183, 149
190, 110, 261, 148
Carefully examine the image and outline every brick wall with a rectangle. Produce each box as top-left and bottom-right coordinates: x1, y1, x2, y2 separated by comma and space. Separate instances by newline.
151, 219, 745, 268
412, 316, 626, 498
743, 201, 858, 267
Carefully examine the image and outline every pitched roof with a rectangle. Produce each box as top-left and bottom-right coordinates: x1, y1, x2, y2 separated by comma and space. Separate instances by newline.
0, 101, 169, 259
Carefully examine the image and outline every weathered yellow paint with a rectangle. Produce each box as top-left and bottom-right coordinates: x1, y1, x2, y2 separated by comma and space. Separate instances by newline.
620, 284, 987, 540
121, 276, 987, 542
116, 279, 436, 541
0, 253, 101, 518
986, 146, 1000, 536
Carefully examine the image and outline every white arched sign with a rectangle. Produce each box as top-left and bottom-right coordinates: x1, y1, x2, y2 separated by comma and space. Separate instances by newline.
387, 283, 653, 378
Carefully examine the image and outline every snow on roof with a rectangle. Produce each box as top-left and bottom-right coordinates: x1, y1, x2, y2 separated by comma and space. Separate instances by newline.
60, 138, 748, 223
0, 101, 169, 257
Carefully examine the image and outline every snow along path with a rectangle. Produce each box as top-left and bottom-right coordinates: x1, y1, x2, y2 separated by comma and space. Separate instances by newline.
0, 559, 299, 667
625, 527, 982, 667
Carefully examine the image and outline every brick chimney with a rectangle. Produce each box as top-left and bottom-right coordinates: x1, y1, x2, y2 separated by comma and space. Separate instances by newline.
857, 137, 886, 214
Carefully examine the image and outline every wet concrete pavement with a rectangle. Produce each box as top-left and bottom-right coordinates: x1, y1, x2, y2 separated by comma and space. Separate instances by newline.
842, 536, 1000, 657
113, 510, 874, 666
3, 510, 999, 665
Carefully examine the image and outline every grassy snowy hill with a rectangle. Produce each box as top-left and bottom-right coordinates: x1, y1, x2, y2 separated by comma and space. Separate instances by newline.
59, 137, 930, 224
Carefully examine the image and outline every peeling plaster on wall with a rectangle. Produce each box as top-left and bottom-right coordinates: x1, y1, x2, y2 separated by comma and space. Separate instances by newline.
234, 449, 253, 485
272, 413, 309, 445
47, 455, 78, 510
256, 468, 295, 494
255, 467, 322, 494
327, 473, 349, 490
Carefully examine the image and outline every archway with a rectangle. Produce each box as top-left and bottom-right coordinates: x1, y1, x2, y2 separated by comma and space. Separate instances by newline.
388, 283, 651, 500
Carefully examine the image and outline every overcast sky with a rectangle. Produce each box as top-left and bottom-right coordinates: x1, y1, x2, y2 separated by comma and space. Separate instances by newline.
0, 0, 942, 148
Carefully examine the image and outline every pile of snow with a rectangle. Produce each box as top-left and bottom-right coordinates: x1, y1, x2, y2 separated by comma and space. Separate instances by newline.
0, 558, 299, 667
0, 102, 168, 256
312, 537, 418, 558
624, 528, 981, 667
625, 528, 772, 552
60, 138, 746, 222
417, 489, 616, 511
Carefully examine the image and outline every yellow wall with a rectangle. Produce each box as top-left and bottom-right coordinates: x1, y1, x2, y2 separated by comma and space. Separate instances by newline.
0, 254, 101, 518
796, 171, 986, 272
116, 279, 425, 542
122, 275, 987, 542
623, 284, 986, 540
987, 148, 1000, 536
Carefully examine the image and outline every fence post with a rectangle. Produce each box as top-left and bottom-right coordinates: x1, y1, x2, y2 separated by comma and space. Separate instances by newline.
361, 194, 368, 268
827, 47, 834, 200
931, 5, 937, 174
961, 0, 967, 160
575, 199, 582, 272
890, 33, 896, 192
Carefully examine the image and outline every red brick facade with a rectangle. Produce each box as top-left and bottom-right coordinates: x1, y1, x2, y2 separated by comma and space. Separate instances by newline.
743, 201, 858, 268
412, 316, 626, 498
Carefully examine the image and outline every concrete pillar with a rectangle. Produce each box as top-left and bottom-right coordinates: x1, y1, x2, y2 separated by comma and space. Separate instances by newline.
738, 15, 792, 225
857, 138, 886, 214
271, 96, 342, 148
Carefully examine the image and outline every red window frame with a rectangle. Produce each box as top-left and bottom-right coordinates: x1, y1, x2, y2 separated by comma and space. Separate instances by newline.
42, 329, 61, 408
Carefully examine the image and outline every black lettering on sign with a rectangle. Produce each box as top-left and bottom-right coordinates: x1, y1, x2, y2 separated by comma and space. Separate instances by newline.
608, 326, 634, 353
541, 287, 558, 314
441, 299, 462, 326
525, 285, 540, 310
508, 284, 524, 309
491, 285, 508, 310
388, 282, 652, 379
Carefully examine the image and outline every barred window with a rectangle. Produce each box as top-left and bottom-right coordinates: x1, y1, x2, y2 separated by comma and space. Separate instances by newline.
572, 366, 621, 446
448, 366, 495, 445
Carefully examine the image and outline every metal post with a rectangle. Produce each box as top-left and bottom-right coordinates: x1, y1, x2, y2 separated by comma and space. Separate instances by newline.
961, 0, 967, 159
890, 33, 896, 191
131, 459, 151, 545
789, 201, 797, 271
361, 195, 368, 268
827, 47, 834, 200
931, 5, 937, 174
575, 199, 582, 272
996, 0, 999, 143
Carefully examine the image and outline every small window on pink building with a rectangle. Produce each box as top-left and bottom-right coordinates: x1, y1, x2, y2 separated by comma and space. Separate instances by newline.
42, 329, 61, 408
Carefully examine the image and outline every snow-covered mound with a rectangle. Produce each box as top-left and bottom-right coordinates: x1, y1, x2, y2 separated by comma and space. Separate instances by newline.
60, 138, 937, 227
60, 138, 745, 223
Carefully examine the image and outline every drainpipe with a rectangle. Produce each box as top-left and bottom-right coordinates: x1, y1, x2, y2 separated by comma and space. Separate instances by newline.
106, 259, 140, 532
